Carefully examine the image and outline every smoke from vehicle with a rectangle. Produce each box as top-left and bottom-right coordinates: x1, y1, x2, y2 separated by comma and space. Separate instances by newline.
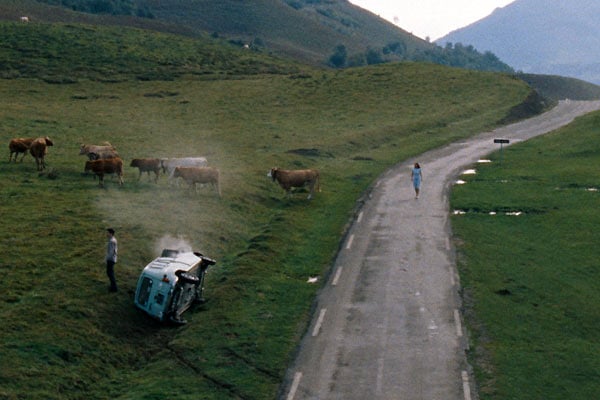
93, 178, 217, 260
155, 234, 192, 256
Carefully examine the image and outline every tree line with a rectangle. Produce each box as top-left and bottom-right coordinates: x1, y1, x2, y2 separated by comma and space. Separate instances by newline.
328, 41, 513, 73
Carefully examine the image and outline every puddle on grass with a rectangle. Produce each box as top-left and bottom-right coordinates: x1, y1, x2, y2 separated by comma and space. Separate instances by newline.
453, 209, 525, 216
555, 186, 598, 192
455, 168, 477, 185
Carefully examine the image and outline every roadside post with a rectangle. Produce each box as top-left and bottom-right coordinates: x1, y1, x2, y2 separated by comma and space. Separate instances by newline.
494, 138, 510, 164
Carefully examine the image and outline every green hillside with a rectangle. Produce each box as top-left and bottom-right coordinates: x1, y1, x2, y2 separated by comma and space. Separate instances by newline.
517, 73, 600, 101
0, 0, 514, 72
142, 0, 425, 64
0, 22, 300, 82
0, 19, 536, 400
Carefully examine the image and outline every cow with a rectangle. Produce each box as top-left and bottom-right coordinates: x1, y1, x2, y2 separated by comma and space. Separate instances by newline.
79, 143, 118, 160
130, 158, 161, 183
90, 149, 119, 160
29, 136, 54, 171
84, 158, 124, 187
173, 166, 221, 197
8, 137, 34, 162
268, 167, 320, 199
160, 157, 208, 184
20, 16, 29, 23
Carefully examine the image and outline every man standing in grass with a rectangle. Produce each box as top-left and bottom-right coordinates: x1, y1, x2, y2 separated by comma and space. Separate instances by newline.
106, 228, 118, 292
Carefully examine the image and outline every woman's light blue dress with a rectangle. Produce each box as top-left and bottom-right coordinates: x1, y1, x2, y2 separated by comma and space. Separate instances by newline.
412, 167, 421, 188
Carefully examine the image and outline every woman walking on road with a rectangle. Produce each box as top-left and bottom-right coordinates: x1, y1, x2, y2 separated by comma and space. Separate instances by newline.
411, 162, 422, 198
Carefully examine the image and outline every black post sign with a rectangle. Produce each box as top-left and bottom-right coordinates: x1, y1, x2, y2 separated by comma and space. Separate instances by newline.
494, 139, 510, 164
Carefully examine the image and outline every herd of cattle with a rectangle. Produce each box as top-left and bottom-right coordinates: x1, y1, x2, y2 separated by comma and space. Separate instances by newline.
7, 137, 321, 199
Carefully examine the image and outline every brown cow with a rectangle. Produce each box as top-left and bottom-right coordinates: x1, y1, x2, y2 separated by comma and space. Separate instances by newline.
79, 143, 118, 160
268, 167, 320, 199
84, 158, 124, 187
173, 166, 221, 197
130, 158, 161, 183
8, 137, 34, 162
29, 137, 54, 171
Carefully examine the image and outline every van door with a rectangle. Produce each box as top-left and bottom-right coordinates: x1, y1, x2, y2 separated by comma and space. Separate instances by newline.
136, 276, 154, 311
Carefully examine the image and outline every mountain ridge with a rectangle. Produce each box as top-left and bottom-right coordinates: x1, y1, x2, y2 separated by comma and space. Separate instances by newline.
438, 0, 600, 84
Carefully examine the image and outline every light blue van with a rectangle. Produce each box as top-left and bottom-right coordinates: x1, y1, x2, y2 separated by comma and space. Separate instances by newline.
134, 249, 216, 324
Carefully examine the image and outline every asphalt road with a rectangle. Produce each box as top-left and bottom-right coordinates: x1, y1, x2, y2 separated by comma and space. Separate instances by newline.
280, 100, 600, 400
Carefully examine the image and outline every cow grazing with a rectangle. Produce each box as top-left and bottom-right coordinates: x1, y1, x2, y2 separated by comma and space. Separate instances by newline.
173, 166, 221, 197
160, 157, 208, 184
29, 136, 54, 171
20, 16, 29, 23
130, 158, 161, 183
268, 167, 320, 199
8, 137, 34, 162
84, 158, 124, 187
79, 143, 118, 160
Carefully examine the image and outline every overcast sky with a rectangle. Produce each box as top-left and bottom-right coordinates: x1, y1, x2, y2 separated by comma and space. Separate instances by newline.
349, 0, 515, 40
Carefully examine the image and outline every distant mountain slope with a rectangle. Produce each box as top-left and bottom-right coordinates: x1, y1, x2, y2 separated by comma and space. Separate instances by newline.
136, 0, 439, 65
0, 0, 512, 72
438, 0, 600, 84
2, 0, 429, 65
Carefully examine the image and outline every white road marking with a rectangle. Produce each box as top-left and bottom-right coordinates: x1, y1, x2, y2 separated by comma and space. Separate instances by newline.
312, 308, 327, 337
376, 315, 390, 395
357, 211, 364, 223
376, 358, 385, 395
346, 234, 354, 250
462, 370, 472, 400
286, 371, 303, 400
454, 309, 463, 338
332, 267, 343, 286
428, 319, 438, 330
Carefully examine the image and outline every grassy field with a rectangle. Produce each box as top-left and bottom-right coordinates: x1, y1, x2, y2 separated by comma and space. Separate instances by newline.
0, 61, 531, 399
450, 111, 600, 400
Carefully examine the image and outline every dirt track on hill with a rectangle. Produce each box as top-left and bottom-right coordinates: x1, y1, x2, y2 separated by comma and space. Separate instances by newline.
280, 100, 600, 400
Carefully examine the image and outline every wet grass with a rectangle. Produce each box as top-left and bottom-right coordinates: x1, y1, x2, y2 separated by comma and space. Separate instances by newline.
451, 111, 600, 400
0, 63, 530, 399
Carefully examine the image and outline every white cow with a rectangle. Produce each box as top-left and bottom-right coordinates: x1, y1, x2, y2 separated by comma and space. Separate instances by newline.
160, 157, 208, 184
20, 16, 30, 23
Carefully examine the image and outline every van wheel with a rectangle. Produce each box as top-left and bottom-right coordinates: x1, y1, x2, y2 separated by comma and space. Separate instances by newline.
179, 272, 200, 284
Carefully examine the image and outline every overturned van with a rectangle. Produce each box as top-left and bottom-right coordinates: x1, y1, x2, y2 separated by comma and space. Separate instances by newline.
134, 249, 216, 324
